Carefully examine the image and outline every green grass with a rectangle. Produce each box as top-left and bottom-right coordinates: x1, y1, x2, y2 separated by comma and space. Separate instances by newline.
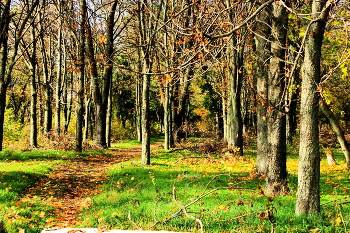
0, 140, 349, 233
0, 149, 109, 233
0, 160, 56, 232
77, 142, 350, 232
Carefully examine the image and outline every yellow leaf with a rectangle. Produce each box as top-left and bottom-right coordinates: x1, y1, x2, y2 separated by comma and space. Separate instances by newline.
335, 217, 342, 226
310, 228, 320, 232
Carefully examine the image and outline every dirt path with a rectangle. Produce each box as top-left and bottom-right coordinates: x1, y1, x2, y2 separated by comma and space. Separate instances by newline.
23, 145, 150, 228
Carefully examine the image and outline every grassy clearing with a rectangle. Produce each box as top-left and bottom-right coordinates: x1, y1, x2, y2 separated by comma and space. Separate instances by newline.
78, 141, 350, 232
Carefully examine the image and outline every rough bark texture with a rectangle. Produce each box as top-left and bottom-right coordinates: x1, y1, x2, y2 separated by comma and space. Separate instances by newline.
254, 3, 271, 173
164, 82, 173, 150
320, 99, 350, 169
30, 24, 38, 148
296, 0, 331, 215
75, 0, 87, 152
225, 2, 244, 156
266, 2, 289, 195
55, 10, 63, 136
106, 85, 112, 148
141, 67, 151, 165
0, 0, 11, 151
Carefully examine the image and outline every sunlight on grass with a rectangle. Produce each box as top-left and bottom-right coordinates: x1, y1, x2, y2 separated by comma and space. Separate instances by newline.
78, 141, 350, 232
111, 140, 141, 149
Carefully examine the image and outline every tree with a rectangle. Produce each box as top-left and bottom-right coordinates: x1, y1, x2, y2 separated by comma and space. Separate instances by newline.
296, 0, 335, 215
0, 0, 39, 151
75, 0, 87, 152
319, 98, 350, 169
265, 1, 289, 195
254, 0, 271, 173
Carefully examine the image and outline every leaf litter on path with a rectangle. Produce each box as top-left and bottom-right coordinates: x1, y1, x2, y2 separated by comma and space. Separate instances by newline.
22, 148, 141, 228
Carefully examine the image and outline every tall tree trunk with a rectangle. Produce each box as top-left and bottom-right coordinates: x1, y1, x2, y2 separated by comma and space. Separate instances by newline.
63, 73, 72, 134
225, 1, 244, 156
55, 3, 63, 136
106, 84, 112, 148
265, 2, 289, 195
86, 1, 117, 148
136, 73, 142, 142
141, 59, 151, 165
83, 94, 91, 141
222, 96, 228, 141
319, 98, 350, 169
0, 0, 12, 151
76, 0, 87, 152
0, 0, 38, 150
296, 0, 333, 215
30, 22, 38, 148
164, 81, 173, 149
39, 13, 52, 135
227, 41, 244, 156
254, 2, 271, 173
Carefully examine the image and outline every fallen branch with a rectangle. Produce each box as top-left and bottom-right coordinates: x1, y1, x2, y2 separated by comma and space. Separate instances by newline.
321, 195, 350, 206
173, 187, 204, 233
174, 156, 213, 164
163, 186, 248, 224
128, 211, 143, 231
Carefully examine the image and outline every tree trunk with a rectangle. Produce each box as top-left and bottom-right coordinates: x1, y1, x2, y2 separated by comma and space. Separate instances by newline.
55, 5, 63, 136
83, 95, 91, 141
296, 0, 332, 215
0, 0, 11, 151
254, 3, 271, 173
75, 0, 87, 152
227, 42, 244, 156
106, 84, 112, 148
164, 81, 173, 150
141, 59, 151, 165
319, 98, 350, 169
63, 73, 72, 134
225, 1, 244, 156
30, 23, 38, 148
136, 73, 142, 142
265, 2, 289, 195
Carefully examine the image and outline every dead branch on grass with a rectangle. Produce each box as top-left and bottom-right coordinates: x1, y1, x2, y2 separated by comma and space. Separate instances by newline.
128, 211, 144, 231
174, 156, 213, 164
172, 187, 204, 233
321, 195, 350, 205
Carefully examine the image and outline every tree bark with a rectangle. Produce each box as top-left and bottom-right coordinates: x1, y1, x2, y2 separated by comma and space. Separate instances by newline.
106, 84, 112, 148
0, 0, 11, 151
30, 23, 38, 148
265, 1, 289, 195
86, 1, 117, 148
296, 0, 333, 215
55, 2, 63, 136
319, 98, 350, 169
75, 0, 87, 152
225, 2, 244, 156
254, 3, 271, 173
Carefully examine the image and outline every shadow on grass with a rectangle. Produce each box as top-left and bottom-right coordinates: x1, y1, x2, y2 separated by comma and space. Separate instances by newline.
0, 150, 110, 162
0, 171, 45, 196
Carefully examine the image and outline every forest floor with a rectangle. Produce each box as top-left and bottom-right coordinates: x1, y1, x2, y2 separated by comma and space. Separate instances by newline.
23, 143, 156, 228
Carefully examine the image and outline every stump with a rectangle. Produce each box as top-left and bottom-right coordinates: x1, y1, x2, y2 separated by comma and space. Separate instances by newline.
325, 149, 338, 165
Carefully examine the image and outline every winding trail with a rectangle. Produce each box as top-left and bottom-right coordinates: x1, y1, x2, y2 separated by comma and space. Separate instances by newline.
23, 145, 151, 228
